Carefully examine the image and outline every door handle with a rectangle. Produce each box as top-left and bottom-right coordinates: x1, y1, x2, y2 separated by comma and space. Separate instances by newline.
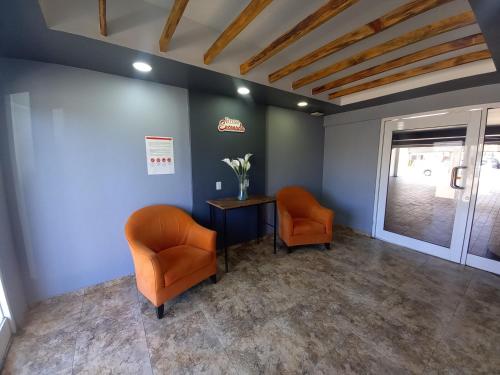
450, 166, 467, 190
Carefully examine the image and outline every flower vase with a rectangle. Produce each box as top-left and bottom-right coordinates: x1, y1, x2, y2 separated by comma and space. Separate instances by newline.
238, 176, 249, 201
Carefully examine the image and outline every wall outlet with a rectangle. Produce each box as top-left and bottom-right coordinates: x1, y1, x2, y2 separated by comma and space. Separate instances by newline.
216, 181, 222, 190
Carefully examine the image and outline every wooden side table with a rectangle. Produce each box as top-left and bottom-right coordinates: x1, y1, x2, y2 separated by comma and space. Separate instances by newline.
207, 195, 277, 272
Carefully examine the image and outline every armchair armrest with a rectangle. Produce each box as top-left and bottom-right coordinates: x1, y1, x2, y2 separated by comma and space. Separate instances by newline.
310, 205, 334, 234
278, 205, 293, 239
186, 223, 216, 253
128, 240, 164, 292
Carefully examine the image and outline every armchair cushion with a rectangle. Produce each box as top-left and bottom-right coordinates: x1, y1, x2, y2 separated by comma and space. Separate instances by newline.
293, 218, 325, 235
158, 245, 213, 287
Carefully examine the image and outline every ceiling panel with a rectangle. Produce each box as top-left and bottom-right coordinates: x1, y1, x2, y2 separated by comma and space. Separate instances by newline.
2, 0, 499, 114
37, 0, 495, 106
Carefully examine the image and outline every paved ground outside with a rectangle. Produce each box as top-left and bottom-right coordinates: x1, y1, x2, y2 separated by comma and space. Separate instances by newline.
469, 167, 500, 260
385, 174, 500, 260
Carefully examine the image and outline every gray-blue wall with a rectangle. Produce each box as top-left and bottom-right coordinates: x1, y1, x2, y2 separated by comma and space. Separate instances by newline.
323, 120, 380, 235
266, 106, 324, 198
0, 58, 193, 302
322, 83, 500, 235
0, 163, 28, 328
265, 106, 325, 235
0, 58, 327, 308
189, 91, 267, 246
0, 70, 28, 328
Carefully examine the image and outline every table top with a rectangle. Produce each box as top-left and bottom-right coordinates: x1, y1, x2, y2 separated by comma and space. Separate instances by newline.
206, 195, 276, 210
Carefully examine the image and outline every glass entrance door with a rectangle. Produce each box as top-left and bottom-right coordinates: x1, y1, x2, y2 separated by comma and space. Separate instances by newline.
462, 108, 500, 275
375, 110, 481, 262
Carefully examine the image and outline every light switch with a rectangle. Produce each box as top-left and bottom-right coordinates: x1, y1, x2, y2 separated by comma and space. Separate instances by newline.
216, 181, 222, 190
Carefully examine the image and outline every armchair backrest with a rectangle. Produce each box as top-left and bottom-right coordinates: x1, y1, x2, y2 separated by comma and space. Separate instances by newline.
276, 186, 319, 218
125, 205, 193, 252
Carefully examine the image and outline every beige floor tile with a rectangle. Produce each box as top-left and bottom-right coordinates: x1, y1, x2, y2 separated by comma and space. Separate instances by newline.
4, 228, 500, 374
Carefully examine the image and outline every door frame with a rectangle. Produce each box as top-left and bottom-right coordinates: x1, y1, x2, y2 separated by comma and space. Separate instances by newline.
373, 109, 481, 262
460, 103, 500, 273
373, 103, 500, 274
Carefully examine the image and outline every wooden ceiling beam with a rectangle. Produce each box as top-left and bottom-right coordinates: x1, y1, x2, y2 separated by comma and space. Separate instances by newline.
294, 11, 476, 91
99, 0, 107, 36
240, 0, 358, 75
204, 0, 274, 65
328, 49, 492, 99
159, 0, 189, 52
316, 33, 485, 94
269, 0, 453, 83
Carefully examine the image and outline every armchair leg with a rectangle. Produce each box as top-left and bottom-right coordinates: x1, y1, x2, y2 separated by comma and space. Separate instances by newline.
285, 244, 291, 254
325, 243, 331, 250
210, 274, 217, 284
156, 304, 164, 320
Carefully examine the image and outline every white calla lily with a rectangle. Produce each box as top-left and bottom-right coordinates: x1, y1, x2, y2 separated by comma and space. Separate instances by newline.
222, 154, 253, 183
222, 158, 236, 172
222, 154, 253, 200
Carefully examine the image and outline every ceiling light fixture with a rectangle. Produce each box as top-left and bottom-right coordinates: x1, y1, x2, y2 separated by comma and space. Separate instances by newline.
133, 61, 152, 72
297, 101, 308, 107
237, 87, 250, 95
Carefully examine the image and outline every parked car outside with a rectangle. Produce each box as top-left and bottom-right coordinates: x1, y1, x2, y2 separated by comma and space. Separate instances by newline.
481, 157, 500, 169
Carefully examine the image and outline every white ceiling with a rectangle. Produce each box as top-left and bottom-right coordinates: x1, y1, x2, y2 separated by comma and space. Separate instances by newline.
39, 0, 495, 105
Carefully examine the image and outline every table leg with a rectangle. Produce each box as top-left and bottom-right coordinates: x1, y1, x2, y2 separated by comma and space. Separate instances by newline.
209, 205, 214, 230
256, 204, 260, 242
223, 209, 228, 273
273, 201, 277, 254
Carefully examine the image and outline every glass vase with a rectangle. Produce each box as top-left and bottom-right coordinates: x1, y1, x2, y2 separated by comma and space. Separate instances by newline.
237, 176, 249, 201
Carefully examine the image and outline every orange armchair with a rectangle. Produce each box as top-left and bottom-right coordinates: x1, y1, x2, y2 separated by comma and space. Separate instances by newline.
276, 187, 334, 251
125, 205, 216, 319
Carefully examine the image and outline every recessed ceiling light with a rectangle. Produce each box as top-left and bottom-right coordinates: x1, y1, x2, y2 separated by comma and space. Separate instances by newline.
297, 101, 308, 107
310, 112, 324, 117
237, 87, 250, 95
133, 62, 152, 72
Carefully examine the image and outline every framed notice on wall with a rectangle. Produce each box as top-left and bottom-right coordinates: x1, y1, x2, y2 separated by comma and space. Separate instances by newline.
145, 136, 175, 175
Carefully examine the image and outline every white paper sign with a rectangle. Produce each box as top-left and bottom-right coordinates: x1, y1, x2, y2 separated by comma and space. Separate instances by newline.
145, 136, 175, 175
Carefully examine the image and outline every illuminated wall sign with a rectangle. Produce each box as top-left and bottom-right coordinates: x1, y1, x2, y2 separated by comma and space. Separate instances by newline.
218, 117, 245, 133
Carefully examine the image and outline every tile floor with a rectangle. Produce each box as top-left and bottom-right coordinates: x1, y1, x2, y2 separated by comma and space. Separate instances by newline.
3, 226, 500, 374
